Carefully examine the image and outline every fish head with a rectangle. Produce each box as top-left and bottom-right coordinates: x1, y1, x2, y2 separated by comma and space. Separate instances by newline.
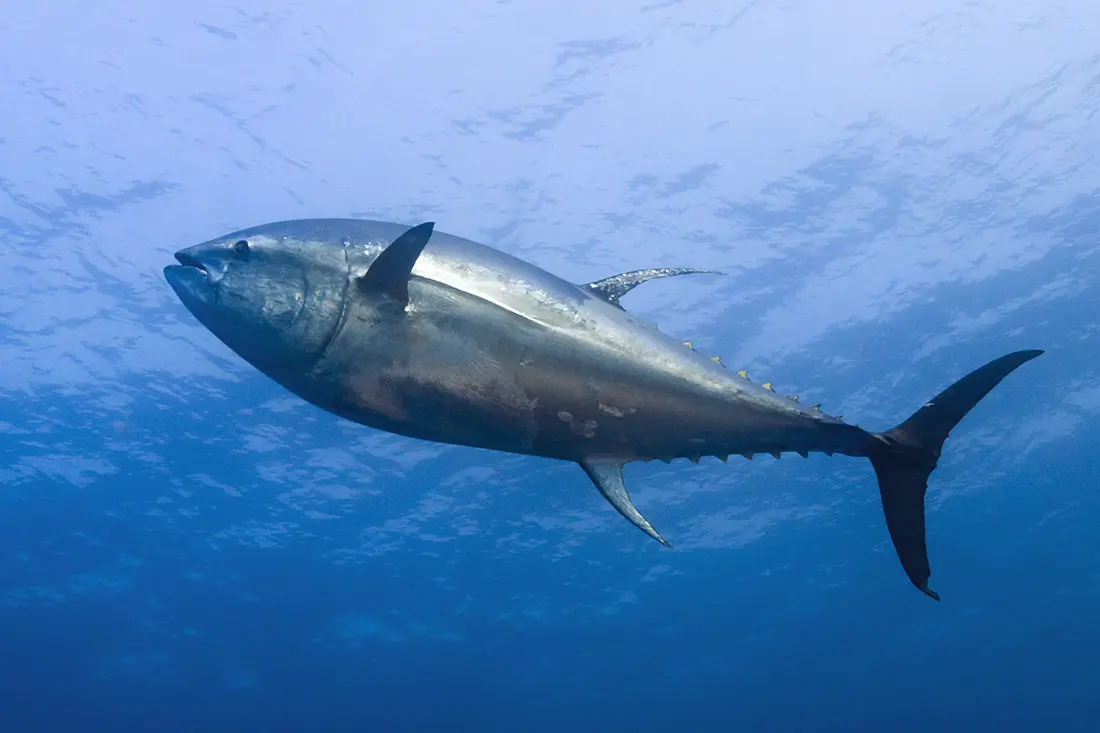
164, 223, 349, 378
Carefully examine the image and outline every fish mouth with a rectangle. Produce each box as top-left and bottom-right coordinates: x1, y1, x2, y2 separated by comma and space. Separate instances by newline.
164, 250, 217, 307
173, 251, 209, 274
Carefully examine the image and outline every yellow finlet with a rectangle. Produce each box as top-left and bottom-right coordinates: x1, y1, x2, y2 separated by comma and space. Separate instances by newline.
789, 395, 799, 402
711, 355, 723, 365
682, 341, 693, 348
762, 382, 774, 391
736, 369, 748, 379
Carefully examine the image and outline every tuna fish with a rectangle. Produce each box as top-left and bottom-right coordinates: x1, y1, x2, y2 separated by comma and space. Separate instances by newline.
164, 218, 1042, 599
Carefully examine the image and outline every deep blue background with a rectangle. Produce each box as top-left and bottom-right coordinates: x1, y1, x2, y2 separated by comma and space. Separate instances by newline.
2, 2, 1099, 731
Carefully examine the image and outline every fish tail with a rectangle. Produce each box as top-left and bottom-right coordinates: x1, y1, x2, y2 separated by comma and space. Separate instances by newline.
867, 349, 1043, 600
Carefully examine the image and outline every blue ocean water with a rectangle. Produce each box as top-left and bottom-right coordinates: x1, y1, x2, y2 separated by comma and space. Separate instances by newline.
2, 2, 1098, 731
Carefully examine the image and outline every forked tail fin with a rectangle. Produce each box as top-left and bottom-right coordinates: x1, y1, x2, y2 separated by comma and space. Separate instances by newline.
869, 349, 1044, 600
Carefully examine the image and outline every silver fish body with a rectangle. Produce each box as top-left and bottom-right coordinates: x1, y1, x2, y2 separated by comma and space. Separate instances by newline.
165, 218, 1042, 600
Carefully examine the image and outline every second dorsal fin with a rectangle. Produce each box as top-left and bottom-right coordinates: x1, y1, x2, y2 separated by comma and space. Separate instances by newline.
584, 268, 721, 308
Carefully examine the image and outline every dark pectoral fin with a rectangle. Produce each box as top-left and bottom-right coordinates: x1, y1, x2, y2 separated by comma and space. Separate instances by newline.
584, 268, 723, 308
580, 459, 671, 547
355, 221, 436, 306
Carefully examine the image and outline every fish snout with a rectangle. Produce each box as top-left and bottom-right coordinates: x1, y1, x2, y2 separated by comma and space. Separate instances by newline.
168, 245, 228, 286
164, 246, 225, 306
174, 250, 209, 273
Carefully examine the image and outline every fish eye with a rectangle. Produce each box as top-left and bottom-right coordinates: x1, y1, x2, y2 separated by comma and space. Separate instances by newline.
232, 240, 250, 257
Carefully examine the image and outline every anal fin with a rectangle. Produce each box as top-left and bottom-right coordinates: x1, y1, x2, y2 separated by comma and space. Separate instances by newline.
580, 459, 671, 548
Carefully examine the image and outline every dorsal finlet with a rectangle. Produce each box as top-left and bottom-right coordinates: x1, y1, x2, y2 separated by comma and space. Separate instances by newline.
736, 369, 748, 379
762, 382, 774, 391
711, 355, 723, 365
683, 341, 693, 349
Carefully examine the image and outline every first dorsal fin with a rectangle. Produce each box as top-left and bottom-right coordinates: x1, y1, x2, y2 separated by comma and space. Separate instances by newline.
584, 268, 722, 309
355, 221, 435, 306
580, 458, 670, 547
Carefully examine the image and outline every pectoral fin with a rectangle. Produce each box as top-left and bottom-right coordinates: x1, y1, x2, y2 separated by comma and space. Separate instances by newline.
355, 221, 436, 306
580, 459, 671, 547
584, 268, 722, 308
